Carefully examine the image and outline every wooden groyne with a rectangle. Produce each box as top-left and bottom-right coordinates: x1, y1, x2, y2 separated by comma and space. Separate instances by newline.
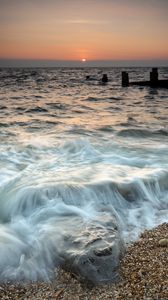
122, 68, 168, 88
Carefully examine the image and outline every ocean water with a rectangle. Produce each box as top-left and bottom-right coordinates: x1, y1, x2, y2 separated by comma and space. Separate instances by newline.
0, 67, 168, 281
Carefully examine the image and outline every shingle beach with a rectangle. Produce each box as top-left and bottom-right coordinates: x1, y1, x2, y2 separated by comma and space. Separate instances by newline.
0, 223, 167, 300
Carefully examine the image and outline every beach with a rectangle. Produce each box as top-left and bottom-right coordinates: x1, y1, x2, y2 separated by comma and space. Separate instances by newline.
0, 223, 167, 299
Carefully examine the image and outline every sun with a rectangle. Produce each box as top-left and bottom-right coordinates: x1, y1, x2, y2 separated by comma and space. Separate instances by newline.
82, 58, 86, 62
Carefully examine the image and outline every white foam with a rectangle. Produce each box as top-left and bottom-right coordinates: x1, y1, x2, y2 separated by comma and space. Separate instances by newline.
0, 131, 168, 281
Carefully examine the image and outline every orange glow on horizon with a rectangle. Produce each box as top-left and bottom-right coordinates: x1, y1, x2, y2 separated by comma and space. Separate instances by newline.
0, 1, 168, 63
1, 42, 168, 61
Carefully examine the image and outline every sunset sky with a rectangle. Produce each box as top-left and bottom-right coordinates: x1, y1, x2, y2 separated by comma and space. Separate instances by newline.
0, 0, 168, 66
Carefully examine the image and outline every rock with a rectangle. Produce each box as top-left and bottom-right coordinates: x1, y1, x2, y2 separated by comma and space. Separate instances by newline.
59, 213, 125, 284
158, 238, 168, 247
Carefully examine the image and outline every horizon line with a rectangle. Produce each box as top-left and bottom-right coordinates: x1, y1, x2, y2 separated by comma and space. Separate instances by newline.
0, 58, 168, 68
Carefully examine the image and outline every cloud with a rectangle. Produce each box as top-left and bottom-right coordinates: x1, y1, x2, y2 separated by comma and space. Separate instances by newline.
64, 20, 110, 25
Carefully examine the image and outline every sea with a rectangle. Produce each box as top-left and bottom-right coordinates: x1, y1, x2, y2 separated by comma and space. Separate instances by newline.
0, 67, 168, 282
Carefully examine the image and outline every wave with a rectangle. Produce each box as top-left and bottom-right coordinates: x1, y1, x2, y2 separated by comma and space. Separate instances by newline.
84, 96, 122, 103
66, 127, 94, 136
118, 128, 168, 138
0, 123, 9, 127
98, 125, 114, 132
25, 106, 48, 113
0, 106, 7, 110
0, 168, 167, 281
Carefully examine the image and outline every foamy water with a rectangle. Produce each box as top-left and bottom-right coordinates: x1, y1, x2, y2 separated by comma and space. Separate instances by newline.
0, 67, 168, 281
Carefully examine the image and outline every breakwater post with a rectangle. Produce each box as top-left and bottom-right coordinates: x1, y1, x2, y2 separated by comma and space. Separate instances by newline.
150, 68, 158, 84
121, 68, 168, 88
122, 71, 129, 87
102, 74, 108, 83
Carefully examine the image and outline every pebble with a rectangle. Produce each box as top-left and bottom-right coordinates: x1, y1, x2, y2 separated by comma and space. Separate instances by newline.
159, 238, 168, 247
0, 223, 168, 300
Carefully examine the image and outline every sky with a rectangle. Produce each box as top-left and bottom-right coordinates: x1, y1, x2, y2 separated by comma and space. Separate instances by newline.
0, 0, 168, 67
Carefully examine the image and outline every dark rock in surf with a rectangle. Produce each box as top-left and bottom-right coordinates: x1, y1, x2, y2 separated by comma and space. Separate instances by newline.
59, 213, 125, 284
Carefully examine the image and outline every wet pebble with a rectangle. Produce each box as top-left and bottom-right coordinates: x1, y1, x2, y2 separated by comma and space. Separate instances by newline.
0, 223, 168, 300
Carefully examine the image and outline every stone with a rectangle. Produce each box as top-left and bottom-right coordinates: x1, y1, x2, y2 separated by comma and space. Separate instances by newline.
59, 213, 125, 285
158, 238, 168, 247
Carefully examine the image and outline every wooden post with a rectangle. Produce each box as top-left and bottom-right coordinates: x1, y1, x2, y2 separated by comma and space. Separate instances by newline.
102, 74, 108, 83
150, 68, 158, 84
122, 71, 129, 87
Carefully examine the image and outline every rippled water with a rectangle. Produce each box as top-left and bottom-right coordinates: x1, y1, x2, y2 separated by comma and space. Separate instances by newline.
0, 67, 168, 281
